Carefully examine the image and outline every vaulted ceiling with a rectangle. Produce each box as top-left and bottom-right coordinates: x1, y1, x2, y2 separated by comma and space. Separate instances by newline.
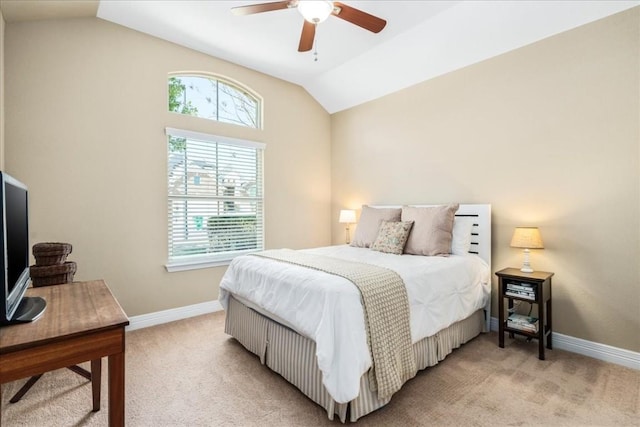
2, 1, 638, 113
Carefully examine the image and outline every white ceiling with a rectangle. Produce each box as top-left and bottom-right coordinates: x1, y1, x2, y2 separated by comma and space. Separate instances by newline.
79, 1, 640, 113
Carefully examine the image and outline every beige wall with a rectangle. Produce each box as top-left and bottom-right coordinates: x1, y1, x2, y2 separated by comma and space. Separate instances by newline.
331, 8, 640, 352
4, 18, 331, 316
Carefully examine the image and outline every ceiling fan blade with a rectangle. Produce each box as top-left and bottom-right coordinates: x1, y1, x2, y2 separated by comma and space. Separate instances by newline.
231, 1, 293, 16
332, 1, 386, 33
298, 20, 316, 52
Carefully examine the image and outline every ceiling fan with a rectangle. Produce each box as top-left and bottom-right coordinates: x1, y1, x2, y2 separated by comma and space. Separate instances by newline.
231, 1, 387, 52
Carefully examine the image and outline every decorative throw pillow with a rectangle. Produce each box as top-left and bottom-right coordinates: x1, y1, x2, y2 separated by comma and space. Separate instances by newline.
371, 220, 414, 255
401, 204, 459, 256
351, 206, 402, 248
451, 216, 475, 255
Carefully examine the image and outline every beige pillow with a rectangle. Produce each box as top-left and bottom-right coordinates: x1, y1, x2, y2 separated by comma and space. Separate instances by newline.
402, 204, 459, 256
371, 220, 414, 255
351, 206, 401, 248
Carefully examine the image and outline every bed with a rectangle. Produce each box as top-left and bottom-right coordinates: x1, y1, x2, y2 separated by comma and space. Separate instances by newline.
219, 204, 491, 422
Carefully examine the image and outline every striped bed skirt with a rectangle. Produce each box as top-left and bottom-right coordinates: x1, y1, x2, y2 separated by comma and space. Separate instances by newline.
225, 295, 484, 422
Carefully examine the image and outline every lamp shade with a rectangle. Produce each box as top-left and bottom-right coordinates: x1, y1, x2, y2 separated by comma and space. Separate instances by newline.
510, 227, 544, 249
298, 1, 334, 23
339, 209, 356, 224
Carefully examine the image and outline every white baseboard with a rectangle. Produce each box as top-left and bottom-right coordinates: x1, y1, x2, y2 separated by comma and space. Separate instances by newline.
490, 316, 639, 371
127, 300, 223, 331
551, 332, 640, 370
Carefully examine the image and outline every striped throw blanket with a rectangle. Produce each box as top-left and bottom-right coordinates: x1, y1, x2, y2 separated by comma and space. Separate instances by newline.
252, 249, 417, 399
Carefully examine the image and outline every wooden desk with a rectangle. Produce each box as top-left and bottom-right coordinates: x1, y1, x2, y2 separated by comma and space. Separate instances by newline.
0, 280, 129, 426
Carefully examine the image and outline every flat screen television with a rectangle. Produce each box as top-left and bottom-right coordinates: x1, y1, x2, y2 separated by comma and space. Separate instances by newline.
0, 171, 46, 325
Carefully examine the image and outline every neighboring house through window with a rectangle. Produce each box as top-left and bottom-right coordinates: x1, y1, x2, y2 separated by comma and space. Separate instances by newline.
166, 74, 264, 271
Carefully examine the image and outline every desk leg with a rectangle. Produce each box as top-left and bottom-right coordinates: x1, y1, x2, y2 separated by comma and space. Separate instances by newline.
91, 358, 102, 412
108, 352, 125, 427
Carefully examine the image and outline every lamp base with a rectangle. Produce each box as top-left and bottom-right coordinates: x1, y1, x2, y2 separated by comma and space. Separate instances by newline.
520, 248, 534, 273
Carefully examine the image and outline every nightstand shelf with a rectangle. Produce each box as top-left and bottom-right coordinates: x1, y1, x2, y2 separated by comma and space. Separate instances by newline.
496, 268, 554, 360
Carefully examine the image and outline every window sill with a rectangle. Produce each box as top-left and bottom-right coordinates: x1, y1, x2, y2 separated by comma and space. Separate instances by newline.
165, 257, 232, 272
165, 251, 258, 272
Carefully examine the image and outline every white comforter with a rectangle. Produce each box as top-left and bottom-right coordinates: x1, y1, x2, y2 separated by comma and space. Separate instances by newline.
218, 245, 490, 404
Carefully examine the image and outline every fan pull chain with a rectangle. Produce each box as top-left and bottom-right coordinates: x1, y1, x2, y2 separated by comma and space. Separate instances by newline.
314, 26, 319, 62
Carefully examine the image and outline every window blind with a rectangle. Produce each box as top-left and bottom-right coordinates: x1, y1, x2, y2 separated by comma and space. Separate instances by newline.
166, 128, 265, 266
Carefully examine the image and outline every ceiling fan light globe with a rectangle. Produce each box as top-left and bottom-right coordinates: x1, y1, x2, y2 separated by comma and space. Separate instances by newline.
298, 1, 334, 24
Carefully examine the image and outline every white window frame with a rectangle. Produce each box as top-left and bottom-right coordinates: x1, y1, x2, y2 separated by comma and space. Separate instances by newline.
168, 73, 263, 129
165, 127, 265, 272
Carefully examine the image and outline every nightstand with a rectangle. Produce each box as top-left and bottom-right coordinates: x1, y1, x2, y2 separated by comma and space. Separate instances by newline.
496, 268, 554, 360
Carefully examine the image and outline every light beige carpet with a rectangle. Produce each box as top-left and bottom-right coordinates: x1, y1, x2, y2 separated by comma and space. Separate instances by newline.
1, 311, 638, 426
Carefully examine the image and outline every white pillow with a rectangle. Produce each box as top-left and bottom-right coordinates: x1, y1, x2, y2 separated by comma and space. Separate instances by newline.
451, 216, 474, 255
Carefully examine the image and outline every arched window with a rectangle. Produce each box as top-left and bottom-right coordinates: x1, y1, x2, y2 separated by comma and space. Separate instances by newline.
166, 74, 264, 272
168, 73, 261, 129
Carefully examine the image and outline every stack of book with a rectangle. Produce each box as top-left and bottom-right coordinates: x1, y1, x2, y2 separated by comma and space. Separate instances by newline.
505, 282, 535, 300
507, 313, 539, 333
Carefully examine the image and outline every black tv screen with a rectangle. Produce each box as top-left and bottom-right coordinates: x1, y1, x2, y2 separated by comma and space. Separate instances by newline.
1, 172, 33, 323
6, 178, 29, 294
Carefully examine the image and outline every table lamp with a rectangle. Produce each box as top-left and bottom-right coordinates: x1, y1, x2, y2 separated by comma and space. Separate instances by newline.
510, 227, 544, 273
339, 209, 356, 244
